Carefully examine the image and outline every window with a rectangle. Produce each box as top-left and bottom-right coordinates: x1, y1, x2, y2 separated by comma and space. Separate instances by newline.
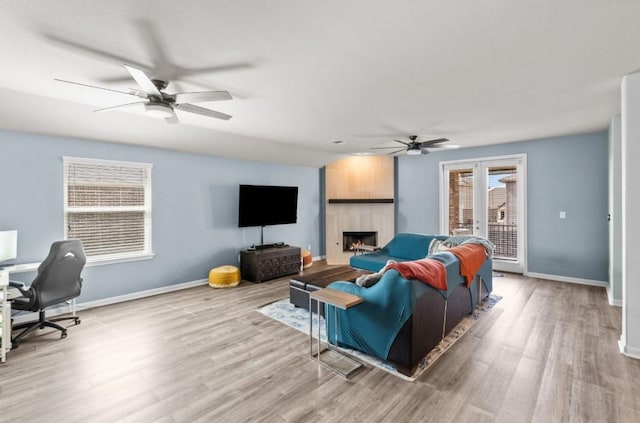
64, 157, 152, 262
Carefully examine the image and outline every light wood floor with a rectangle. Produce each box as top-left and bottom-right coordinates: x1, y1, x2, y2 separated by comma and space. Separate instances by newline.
1, 263, 639, 423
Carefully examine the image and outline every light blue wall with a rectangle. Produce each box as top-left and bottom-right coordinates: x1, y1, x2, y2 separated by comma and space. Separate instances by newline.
397, 131, 609, 282
0, 130, 322, 303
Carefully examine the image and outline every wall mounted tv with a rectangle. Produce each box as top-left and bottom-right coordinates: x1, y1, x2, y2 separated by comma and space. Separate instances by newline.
238, 184, 299, 227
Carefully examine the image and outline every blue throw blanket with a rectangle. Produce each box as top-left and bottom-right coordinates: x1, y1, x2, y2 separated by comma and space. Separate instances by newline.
326, 269, 416, 358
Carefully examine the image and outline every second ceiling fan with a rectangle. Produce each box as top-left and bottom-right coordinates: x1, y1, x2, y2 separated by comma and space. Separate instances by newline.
371, 135, 459, 155
56, 64, 233, 124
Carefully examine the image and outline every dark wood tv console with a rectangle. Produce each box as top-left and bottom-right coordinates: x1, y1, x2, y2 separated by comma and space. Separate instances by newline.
240, 245, 301, 282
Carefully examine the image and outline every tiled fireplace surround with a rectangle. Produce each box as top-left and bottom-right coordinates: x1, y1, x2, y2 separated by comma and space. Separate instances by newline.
325, 156, 395, 265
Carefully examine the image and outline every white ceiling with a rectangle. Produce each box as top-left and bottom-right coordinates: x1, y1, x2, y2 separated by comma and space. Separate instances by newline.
1, 1, 639, 168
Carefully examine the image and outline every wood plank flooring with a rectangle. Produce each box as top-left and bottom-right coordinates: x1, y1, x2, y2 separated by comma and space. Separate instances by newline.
1, 263, 639, 422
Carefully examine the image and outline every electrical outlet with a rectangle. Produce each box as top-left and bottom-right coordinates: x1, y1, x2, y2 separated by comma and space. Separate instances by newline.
559, 211, 566, 219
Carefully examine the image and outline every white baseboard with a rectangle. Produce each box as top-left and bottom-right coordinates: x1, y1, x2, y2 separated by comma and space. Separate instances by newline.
619, 338, 640, 359
79, 278, 209, 310
313, 255, 326, 261
11, 278, 209, 324
525, 272, 607, 288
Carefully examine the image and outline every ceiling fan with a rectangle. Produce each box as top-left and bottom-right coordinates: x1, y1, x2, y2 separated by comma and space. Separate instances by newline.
55, 64, 233, 124
371, 135, 459, 155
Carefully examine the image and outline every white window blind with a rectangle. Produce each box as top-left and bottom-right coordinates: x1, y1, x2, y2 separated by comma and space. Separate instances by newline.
64, 157, 152, 261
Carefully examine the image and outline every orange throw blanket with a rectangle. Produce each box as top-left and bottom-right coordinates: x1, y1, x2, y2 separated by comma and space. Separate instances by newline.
448, 244, 487, 287
387, 258, 447, 291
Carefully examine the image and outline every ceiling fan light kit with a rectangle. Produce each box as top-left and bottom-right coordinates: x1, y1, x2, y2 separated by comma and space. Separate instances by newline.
145, 102, 174, 119
406, 148, 422, 155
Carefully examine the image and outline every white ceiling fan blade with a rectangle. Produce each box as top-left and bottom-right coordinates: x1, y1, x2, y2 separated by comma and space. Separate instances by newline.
175, 103, 232, 120
94, 101, 147, 112
125, 64, 162, 97
173, 91, 232, 104
54, 78, 145, 98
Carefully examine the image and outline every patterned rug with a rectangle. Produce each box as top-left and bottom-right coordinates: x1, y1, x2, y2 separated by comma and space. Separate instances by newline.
256, 293, 502, 381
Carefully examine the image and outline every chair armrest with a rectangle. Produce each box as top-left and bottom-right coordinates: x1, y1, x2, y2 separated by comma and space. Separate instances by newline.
8, 280, 26, 289
9, 280, 31, 297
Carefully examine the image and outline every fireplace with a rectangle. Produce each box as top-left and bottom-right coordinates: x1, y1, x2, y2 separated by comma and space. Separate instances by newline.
343, 231, 377, 252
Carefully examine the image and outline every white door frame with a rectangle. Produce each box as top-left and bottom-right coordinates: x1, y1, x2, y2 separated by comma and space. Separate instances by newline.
439, 154, 527, 274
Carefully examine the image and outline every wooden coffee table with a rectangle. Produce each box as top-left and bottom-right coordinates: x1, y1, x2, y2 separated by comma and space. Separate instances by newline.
289, 266, 371, 315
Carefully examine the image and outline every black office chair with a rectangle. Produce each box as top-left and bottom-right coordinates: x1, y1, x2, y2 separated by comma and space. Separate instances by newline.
10, 240, 86, 347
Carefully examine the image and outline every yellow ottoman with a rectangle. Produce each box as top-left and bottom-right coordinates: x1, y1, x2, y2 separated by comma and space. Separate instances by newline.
208, 265, 240, 288
301, 249, 313, 269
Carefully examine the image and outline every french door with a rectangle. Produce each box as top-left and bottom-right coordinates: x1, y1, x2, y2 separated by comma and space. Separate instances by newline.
440, 155, 526, 273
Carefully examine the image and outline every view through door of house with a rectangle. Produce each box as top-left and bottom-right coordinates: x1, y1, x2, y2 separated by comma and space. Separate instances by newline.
447, 167, 475, 236
487, 165, 518, 261
442, 156, 525, 273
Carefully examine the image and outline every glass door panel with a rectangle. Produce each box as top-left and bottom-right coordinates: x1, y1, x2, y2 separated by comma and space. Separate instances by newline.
487, 165, 518, 261
447, 168, 475, 236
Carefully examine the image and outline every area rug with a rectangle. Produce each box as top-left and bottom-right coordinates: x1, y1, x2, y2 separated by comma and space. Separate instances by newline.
256, 293, 501, 381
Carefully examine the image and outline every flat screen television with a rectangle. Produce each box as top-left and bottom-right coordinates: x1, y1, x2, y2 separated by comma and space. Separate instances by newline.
238, 184, 298, 227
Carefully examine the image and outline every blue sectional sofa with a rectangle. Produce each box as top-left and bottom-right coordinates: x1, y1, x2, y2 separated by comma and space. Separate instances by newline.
334, 232, 492, 375
350, 232, 448, 272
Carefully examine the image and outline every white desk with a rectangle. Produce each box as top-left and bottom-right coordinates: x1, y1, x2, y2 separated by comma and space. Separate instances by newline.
0, 263, 39, 363
0, 269, 10, 363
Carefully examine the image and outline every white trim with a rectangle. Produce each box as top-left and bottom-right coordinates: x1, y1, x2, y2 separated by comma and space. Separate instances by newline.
86, 253, 155, 266
10, 278, 208, 324
313, 255, 326, 261
439, 153, 528, 167
619, 338, 640, 359
77, 278, 208, 309
607, 283, 623, 307
525, 271, 607, 287
63, 156, 153, 169
5, 253, 155, 274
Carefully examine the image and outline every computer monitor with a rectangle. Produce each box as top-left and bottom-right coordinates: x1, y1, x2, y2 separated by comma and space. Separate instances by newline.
0, 230, 17, 263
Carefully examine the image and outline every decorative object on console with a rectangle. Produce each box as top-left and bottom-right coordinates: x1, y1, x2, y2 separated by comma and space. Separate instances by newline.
208, 265, 240, 288
301, 249, 313, 269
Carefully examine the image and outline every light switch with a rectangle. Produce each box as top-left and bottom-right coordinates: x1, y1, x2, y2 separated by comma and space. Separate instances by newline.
559, 211, 566, 219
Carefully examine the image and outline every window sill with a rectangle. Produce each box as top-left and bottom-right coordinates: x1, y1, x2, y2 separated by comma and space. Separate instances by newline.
86, 253, 155, 267
0, 253, 155, 275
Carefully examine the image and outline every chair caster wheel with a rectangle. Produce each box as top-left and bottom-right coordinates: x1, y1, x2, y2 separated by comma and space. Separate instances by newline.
11, 342, 19, 350
76, 319, 81, 325
61, 330, 67, 339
